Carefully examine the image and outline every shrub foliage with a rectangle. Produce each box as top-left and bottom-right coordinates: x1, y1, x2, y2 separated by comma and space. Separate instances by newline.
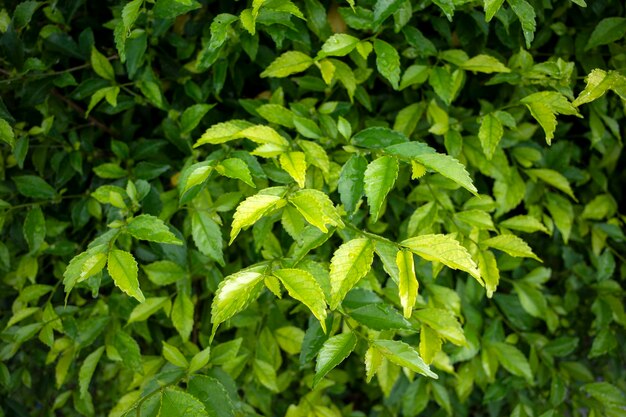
1, 0, 626, 416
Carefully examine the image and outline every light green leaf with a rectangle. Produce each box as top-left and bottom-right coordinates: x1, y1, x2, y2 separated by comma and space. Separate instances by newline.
162, 341, 189, 368
365, 346, 382, 382
256, 104, 295, 128
385, 142, 477, 194
462, 54, 510, 73
211, 270, 265, 329
372, 339, 438, 378
507, 0, 536, 48
319, 33, 360, 57
499, 215, 548, 234
399, 65, 429, 90
313, 332, 357, 387
122, 0, 142, 30
482, 234, 541, 262
364, 156, 399, 223
289, 189, 343, 233
279, 151, 307, 188
93, 163, 126, 179
191, 211, 224, 265
484, 0, 505, 22
91, 47, 114, 80
216, 158, 255, 187
261, 51, 314, 78
521, 92, 580, 144
172, 292, 194, 341
78, 346, 104, 399
455, 210, 495, 230
526, 168, 576, 201
572, 69, 620, 106
274, 269, 328, 332
545, 192, 573, 244
188, 375, 234, 417
373, 0, 405, 26
478, 113, 503, 160
581, 194, 617, 220
194, 120, 252, 147
491, 342, 533, 382
413, 308, 466, 346
397, 250, 418, 318
23, 207, 45, 252
143, 260, 186, 286
253, 359, 279, 392
128, 297, 169, 323
108, 250, 144, 302
180, 104, 214, 134
275, 326, 305, 355
419, 325, 441, 365
374, 39, 401, 90
401, 234, 481, 283
432, 0, 454, 20
188, 347, 211, 374
297, 140, 330, 174
0, 118, 15, 149
159, 387, 209, 417
230, 194, 286, 244
428, 66, 453, 105
238, 125, 290, 147
477, 249, 500, 298
513, 281, 547, 318
329, 238, 375, 310
126, 214, 182, 245
581, 382, 626, 408
293, 116, 322, 139
585, 17, 626, 50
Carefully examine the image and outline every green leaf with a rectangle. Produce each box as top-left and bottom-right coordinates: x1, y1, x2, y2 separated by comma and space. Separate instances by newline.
78, 346, 104, 399
385, 142, 477, 194
520, 92, 580, 145
194, 120, 252, 146
507, 0, 536, 48
499, 215, 548, 234
0, 118, 15, 149
91, 47, 114, 81
188, 375, 234, 417
581, 194, 617, 220
112, 330, 143, 373
172, 292, 194, 341
432, 0, 454, 20
401, 234, 481, 283
289, 189, 342, 233
364, 156, 399, 223
545, 193, 573, 244
143, 260, 186, 286
23, 207, 45, 252
191, 211, 224, 265
154, 0, 201, 20
230, 194, 286, 243
313, 332, 357, 387
399, 65, 429, 90
128, 297, 169, 323
188, 347, 211, 374
216, 158, 255, 187
211, 269, 265, 329
279, 151, 307, 188
238, 125, 290, 147
477, 249, 500, 298
397, 250, 418, 318
371, 339, 437, 378
482, 234, 541, 262
338, 155, 367, 214
275, 326, 305, 355
274, 269, 328, 332
352, 127, 408, 149
491, 342, 533, 382
122, 0, 143, 30
256, 104, 295, 128
127, 214, 182, 245
261, 51, 314, 78
585, 17, 626, 50
513, 281, 547, 318
478, 113, 504, 160
319, 33, 360, 57
13, 175, 56, 200
293, 116, 322, 139
162, 341, 189, 368
107, 250, 144, 302
329, 238, 375, 310
581, 382, 626, 408
484, 0, 505, 22
180, 104, 214, 134
413, 308, 466, 346
373, 0, 405, 26
159, 387, 209, 417
348, 304, 412, 330
462, 54, 510, 73
572, 69, 620, 106
297, 140, 330, 174
374, 39, 401, 90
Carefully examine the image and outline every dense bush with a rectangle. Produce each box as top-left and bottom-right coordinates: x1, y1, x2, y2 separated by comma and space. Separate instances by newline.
1, 0, 625, 416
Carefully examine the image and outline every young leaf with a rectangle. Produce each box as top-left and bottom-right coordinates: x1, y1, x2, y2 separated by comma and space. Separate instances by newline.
0, 118, 15, 149
401, 234, 481, 283
230, 194, 286, 243
194, 120, 252, 146
319, 33, 360, 57
397, 250, 418, 319
191, 211, 224, 265
289, 189, 342, 233
365, 346, 382, 383
481, 234, 541, 262
413, 308, 466, 346
90, 47, 114, 81
274, 269, 328, 332
478, 113, 504, 160
364, 156, 399, 223
162, 341, 189, 368
477, 249, 500, 298
338, 155, 368, 214
499, 215, 548, 234
216, 158, 255, 187
313, 332, 357, 387
279, 151, 307, 188
329, 238, 375, 310
128, 297, 169, 323
171, 292, 194, 341
211, 270, 265, 329
371, 339, 437, 378
256, 104, 295, 128
107, 250, 144, 302
188, 347, 211, 374
374, 39, 401, 90
261, 51, 314, 78
78, 346, 104, 398
419, 325, 441, 365
484, 0, 505, 22
126, 214, 182, 245
572, 69, 620, 107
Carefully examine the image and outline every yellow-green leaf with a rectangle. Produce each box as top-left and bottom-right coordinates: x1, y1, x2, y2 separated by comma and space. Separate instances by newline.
230, 194, 286, 243
364, 156, 399, 223
279, 151, 307, 188
261, 51, 314, 78
107, 250, 144, 302
396, 250, 418, 318
481, 234, 541, 262
329, 238, 375, 310
274, 268, 328, 332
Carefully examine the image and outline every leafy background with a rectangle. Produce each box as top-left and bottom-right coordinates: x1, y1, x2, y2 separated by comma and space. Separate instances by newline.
1, 0, 625, 416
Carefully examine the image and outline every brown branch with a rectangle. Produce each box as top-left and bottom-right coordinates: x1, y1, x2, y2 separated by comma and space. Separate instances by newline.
51, 88, 119, 138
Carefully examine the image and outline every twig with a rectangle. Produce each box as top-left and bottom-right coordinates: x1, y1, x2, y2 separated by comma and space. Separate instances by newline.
50, 88, 119, 138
